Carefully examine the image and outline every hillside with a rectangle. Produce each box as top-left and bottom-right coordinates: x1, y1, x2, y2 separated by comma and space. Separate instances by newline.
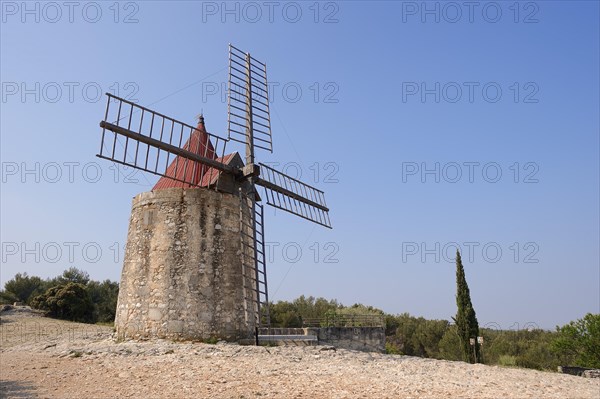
1, 309, 598, 398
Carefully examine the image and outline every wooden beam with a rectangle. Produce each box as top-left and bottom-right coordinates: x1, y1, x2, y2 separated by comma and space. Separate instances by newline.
99, 121, 241, 177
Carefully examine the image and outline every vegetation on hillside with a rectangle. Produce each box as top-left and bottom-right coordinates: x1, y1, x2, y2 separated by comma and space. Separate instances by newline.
267, 297, 598, 371
1, 268, 118, 324
1, 269, 598, 371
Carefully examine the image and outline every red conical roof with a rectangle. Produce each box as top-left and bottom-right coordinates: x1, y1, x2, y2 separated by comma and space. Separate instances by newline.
153, 118, 223, 190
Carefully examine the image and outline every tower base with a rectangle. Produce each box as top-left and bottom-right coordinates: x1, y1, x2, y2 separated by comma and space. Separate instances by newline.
114, 188, 255, 341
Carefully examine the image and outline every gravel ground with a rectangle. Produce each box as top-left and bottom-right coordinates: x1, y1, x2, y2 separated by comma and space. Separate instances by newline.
1, 310, 598, 399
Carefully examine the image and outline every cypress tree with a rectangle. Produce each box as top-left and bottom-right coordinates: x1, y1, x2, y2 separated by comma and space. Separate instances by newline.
453, 249, 481, 363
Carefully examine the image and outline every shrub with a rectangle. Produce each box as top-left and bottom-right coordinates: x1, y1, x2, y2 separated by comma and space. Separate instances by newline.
498, 355, 517, 367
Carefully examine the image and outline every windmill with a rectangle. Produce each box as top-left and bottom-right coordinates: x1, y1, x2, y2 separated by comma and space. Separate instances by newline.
97, 44, 331, 334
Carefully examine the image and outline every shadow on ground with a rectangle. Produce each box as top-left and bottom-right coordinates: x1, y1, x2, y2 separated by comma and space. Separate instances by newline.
0, 380, 39, 398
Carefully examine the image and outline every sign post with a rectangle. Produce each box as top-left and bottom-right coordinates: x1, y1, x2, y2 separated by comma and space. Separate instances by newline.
469, 337, 476, 363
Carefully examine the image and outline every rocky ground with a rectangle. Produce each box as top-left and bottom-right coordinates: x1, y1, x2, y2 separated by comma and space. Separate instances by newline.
1, 308, 599, 398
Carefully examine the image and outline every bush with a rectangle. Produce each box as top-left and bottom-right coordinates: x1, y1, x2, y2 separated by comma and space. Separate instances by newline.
385, 313, 450, 359
385, 342, 401, 355
515, 335, 558, 370
498, 355, 517, 367
438, 325, 463, 361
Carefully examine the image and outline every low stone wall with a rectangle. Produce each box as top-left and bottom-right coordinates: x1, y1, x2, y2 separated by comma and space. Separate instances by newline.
254, 327, 386, 352
558, 366, 600, 378
583, 370, 600, 378
307, 327, 386, 353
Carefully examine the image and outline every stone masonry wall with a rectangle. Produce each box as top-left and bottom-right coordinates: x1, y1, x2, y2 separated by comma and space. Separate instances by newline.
306, 327, 386, 353
115, 188, 256, 341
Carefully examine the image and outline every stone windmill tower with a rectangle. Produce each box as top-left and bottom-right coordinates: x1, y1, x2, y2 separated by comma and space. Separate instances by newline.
96, 45, 332, 341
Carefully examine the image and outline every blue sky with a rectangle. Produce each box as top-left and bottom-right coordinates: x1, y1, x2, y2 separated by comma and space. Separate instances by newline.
1, 1, 598, 330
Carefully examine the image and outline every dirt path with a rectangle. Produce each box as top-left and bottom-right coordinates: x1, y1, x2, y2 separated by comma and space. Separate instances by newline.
1, 310, 598, 398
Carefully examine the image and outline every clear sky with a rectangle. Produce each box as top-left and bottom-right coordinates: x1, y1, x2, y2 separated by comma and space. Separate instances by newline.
1, 1, 598, 330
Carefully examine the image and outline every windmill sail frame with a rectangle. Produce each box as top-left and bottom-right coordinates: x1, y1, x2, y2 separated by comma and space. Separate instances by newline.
256, 163, 332, 228
98, 93, 233, 188
227, 43, 273, 161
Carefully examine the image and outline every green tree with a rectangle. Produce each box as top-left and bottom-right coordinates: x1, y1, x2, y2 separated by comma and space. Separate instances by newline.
292, 295, 340, 320
453, 250, 481, 363
387, 313, 419, 355
551, 313, 600, 368
0, 290, 18, 304
31, 282, 95, 323
269, 301, 302, 328
3, 272, 47, 304
86, 279, 119, 323
515, 330, 557, 370
269, 296, 343, 327
269, 300, 302, 327
52, 267, 90, 286
385, 314, 401, 336
413, 319, 450, 358
438, 325, 463, 361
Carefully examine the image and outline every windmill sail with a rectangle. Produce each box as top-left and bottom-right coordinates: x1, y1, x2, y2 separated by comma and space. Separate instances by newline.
257, 162, 332, 229
228, 44, 273, 158
98, 93, 235, 187
226, 44, 332, 229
